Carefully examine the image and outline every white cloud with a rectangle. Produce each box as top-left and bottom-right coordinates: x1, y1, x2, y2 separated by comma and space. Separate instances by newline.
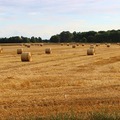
0, 0, 120, 38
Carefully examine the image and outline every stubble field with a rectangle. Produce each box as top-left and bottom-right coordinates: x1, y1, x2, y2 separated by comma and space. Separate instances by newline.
0, 43, 120, 119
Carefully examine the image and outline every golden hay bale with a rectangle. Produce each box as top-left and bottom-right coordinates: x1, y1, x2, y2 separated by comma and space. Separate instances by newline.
87, 48, 95, 55
96, 43, 100, 47
72, 44, 76, 48
90, 44, 95, 49
26, 44, 31, 48
117, 43, 120, 45
96, 44, 98, 47
21, 52, 32, 62
24, 44, 27, 46
61, 43, 64, 46
82, 44, 85, 46
23, 43, 25, 46
17, 48, 23, 54
0, 49, 3, 53
67, 43, 70, 46
107, 44, 110, 47
0, 47, 3, 53
40, 43, 43, 46
45, 48, 51, 54
20, 44, 23, 46
76, 43, 79, 46
24, 44, 30, 48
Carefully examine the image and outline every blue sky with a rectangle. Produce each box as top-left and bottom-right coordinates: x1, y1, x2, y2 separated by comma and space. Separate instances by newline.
0, 0, 120, 39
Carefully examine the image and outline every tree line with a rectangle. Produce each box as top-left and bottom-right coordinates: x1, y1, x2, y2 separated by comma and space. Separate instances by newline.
50, 29, 120, 43
0, 36, 42, 43
0, 29, 120, 43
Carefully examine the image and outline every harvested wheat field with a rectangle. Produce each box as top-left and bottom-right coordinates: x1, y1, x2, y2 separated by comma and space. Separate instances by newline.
0, 43, 120, 119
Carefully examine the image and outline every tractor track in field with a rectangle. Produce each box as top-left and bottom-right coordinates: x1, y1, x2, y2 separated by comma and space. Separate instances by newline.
0, 97, 120, 110
0, 54, 120, 74
0, 54, 92, 72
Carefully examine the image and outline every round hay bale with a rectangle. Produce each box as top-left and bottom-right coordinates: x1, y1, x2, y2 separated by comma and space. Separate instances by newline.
40, 43, 43, 46
45, 48, 51, 54
90, 44, 95, 49
67, 43, 70, 46
21, 52, 32, 62
96, 43, 100, 47
72, 44, 76, 48
23, 43, 25, 46
17, 48, 23, 54
82, 44, 85, 46
24, 44, 28, 47
107, 44, 110, 47
61, 43, 64, 46
0, 48, 3, 53
20, 44, 23, 46
27, 44, 31, 48
76, 43, 79, 46
87, 48, 95, 55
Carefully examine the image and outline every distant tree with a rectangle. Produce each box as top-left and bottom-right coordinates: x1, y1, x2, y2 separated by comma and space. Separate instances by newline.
38, 37, 42, 42
30, 36, 36, 43
87, 35, 95, 43
60, 31, 73, 43
22, 37, 30, 43
81, 37, 87, 43
50, 35, 60, 43
72, 31, 82, 42
43, 39, 49, 43
108, 30, 120, 42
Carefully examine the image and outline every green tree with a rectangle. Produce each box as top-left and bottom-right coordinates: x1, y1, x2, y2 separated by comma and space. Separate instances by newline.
60, 31, 73, 43
50, 35, 60, 43
30, 36, 36, 43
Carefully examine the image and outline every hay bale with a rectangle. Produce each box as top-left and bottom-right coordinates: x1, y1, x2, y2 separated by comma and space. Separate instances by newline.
27, 44, 31, 48
20, 44, 23, 46
0, 47, 3, 53
24, 44, 27, 47
96, 44, 98, 47
87, 48, 95, 55
61, 43, 64, 46
21, 52, 32, 62
90, 44, 95, 49
24, 44, 30, 48
76, 43, 79, 46
45, 48, 51, 54
17, 48, 23, 54
72, 44, 76, 48
40, 43, 43, 46
107, 44, 110, 47
82, 44, 84, 46
67, 43, 70, 46
23, 43, 25, 46
96, 43, 100, 47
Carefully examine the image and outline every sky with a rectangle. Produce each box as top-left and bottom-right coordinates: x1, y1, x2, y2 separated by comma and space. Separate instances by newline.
0, 0, 120, 39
